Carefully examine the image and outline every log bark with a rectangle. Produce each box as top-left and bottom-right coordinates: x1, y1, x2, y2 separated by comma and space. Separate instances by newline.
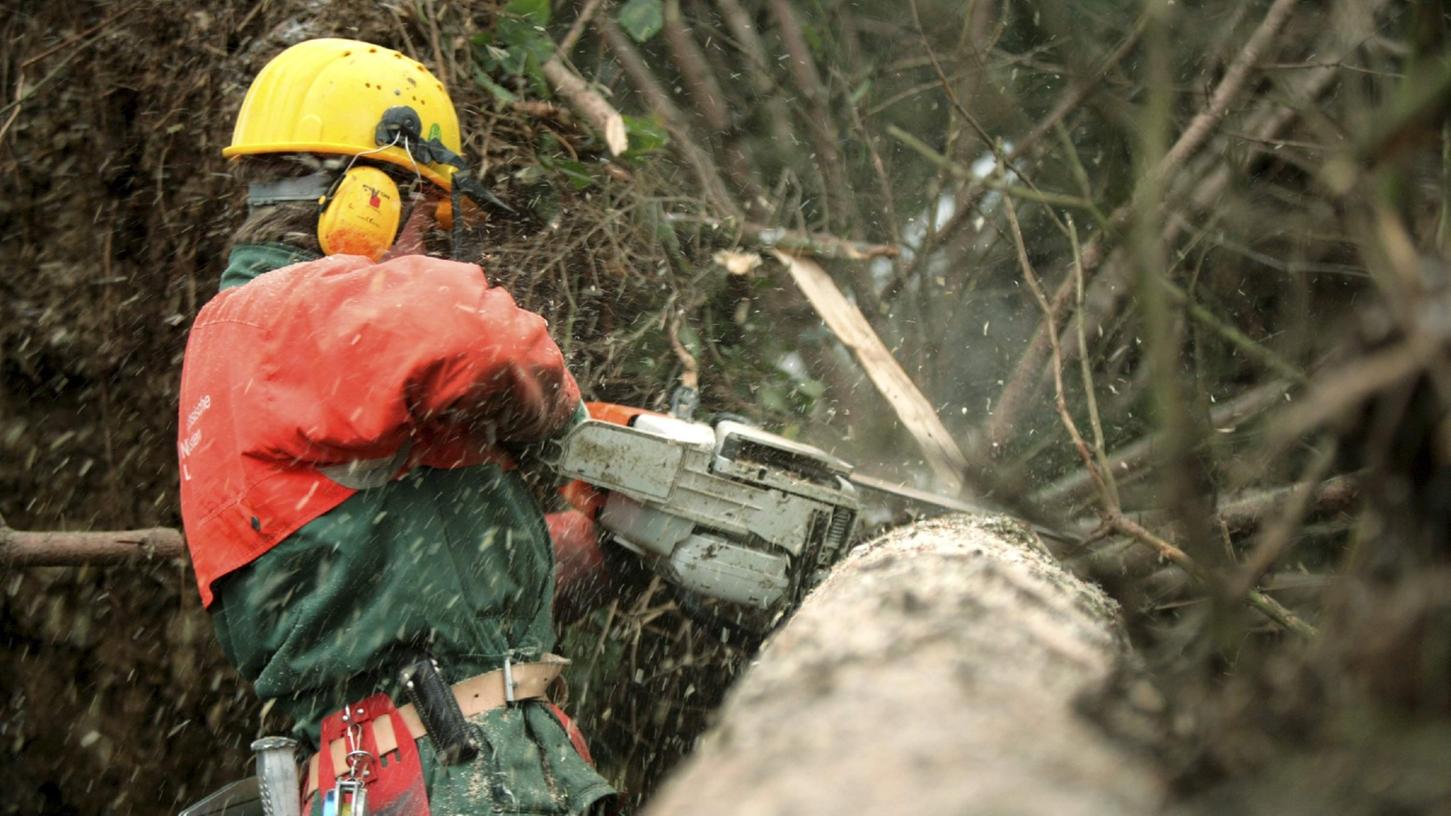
644, 514, 1162, 815
0, 527, 184, 566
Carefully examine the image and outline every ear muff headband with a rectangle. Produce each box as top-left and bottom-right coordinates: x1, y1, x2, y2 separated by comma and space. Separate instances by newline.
316, 165, 401, 260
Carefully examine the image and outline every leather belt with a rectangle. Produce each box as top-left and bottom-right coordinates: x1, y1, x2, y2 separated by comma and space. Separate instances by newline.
303, 655, 569, 799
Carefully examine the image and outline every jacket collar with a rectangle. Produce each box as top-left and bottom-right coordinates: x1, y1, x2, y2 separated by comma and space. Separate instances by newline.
220, 243, 321, 291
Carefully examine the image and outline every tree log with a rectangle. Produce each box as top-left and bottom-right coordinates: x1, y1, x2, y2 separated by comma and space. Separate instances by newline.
0, 527, 184, 566
644, 514, 1162, 815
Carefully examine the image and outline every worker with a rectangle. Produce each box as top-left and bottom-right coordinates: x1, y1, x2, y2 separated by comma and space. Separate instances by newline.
177, 38, 616, 815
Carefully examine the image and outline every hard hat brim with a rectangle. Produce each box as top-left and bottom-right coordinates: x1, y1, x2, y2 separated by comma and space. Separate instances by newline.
222, 142, 454, 190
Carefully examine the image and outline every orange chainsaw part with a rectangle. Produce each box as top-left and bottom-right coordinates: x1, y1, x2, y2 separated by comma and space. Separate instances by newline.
584, 401, 662, 426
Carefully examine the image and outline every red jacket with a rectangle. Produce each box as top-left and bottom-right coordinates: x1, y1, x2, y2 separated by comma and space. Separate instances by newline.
178, 253, 581, 606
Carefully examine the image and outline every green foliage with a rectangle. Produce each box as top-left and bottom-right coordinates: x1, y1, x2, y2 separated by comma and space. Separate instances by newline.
617, 0, 664, 42
622, 114, 669, 157
503, 0, 549, 26
473, 69, 519, 104
472, 0, 555, 95
548, 157, 598, 190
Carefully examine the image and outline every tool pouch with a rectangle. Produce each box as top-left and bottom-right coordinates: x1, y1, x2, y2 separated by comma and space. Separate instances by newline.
314, 692, 430, 816
399, 658, 482, 766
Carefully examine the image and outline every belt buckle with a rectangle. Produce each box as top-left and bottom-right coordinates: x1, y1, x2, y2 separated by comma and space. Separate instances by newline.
502, 656, 516, 704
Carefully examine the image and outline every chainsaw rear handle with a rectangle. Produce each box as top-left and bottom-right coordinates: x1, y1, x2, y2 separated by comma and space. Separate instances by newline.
555, 402, 662, 517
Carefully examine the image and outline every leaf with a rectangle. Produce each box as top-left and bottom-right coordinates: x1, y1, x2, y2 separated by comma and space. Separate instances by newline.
617, 0, 663, 42
795, 378, 827, 400
496, 22, 555, 68
622, 114, 669, 156
554, 159, 596, 190
502, 0, 550, 26
474, 70, 519, 104
494, 0, 555, 84
539, 152, 597, 190
757, 382, 790, 413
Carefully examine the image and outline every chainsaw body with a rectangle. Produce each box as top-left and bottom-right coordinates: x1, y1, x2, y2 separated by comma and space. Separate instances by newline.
545, 411, 860, 616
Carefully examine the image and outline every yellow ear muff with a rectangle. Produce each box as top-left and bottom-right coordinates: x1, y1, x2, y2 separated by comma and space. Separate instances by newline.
317, 165, 401, 260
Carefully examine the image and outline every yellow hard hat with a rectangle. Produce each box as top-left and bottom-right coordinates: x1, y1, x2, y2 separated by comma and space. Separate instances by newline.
224, 38, 462, 189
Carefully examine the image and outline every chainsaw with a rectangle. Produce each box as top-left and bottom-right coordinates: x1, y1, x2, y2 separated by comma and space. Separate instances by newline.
543, 401, 1015, 634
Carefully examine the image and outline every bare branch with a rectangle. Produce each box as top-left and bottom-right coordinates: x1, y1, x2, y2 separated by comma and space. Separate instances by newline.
1005, 197, 1114, 510
1109, 515, 1318, 638
983, 0, 1384, 457
541, 58, 629, 156
1035, 379, 1294, 508
559, 0, 609, 56
663, 214, 901, 260
766, 0, 860, 238
662, 0, 729, 134
1151, 0, 1301, 187
597, 16, 740, 217
1, 527, 185, 567
660, 0, 766, 206
772, 251, 968, 492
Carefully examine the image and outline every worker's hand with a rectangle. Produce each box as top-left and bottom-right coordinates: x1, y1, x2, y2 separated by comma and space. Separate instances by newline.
559, 479, 607, 519
548, 509, 607, 625
548, 508, 651, 625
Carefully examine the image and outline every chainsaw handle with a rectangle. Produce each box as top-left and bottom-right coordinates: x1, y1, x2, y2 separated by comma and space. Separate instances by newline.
551, 403, 655, 510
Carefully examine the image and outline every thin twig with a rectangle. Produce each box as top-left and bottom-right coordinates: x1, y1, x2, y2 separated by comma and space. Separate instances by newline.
662, 214, 900, 260
1007, 196, 1315, 638
1070, 217, 1119, 508
663, 0, 729, 134
597, 16, 739, 216
885, 125, 1102, 213
980, 0, 1319, 457
767, 0, 857, 235
887, 18, 1145, 297
560, 0, 609, 56
1110, 515, 1318, 638
1150, 0, 1302, 187
1006, 198, 1116, 510
1035, 379, 1294, 507
660, 0, 765, 204
19, 2, 139, 71
420, 0, 450, 86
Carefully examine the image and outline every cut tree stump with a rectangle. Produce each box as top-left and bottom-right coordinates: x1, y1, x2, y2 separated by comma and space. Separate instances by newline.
644, 514, 1163, 815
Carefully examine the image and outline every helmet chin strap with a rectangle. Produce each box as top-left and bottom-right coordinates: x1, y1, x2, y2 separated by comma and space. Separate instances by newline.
375, 105, 517, 223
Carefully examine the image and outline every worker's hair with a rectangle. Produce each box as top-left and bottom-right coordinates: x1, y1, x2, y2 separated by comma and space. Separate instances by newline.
228, 155, 450, 257
228, 156, 326, 255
